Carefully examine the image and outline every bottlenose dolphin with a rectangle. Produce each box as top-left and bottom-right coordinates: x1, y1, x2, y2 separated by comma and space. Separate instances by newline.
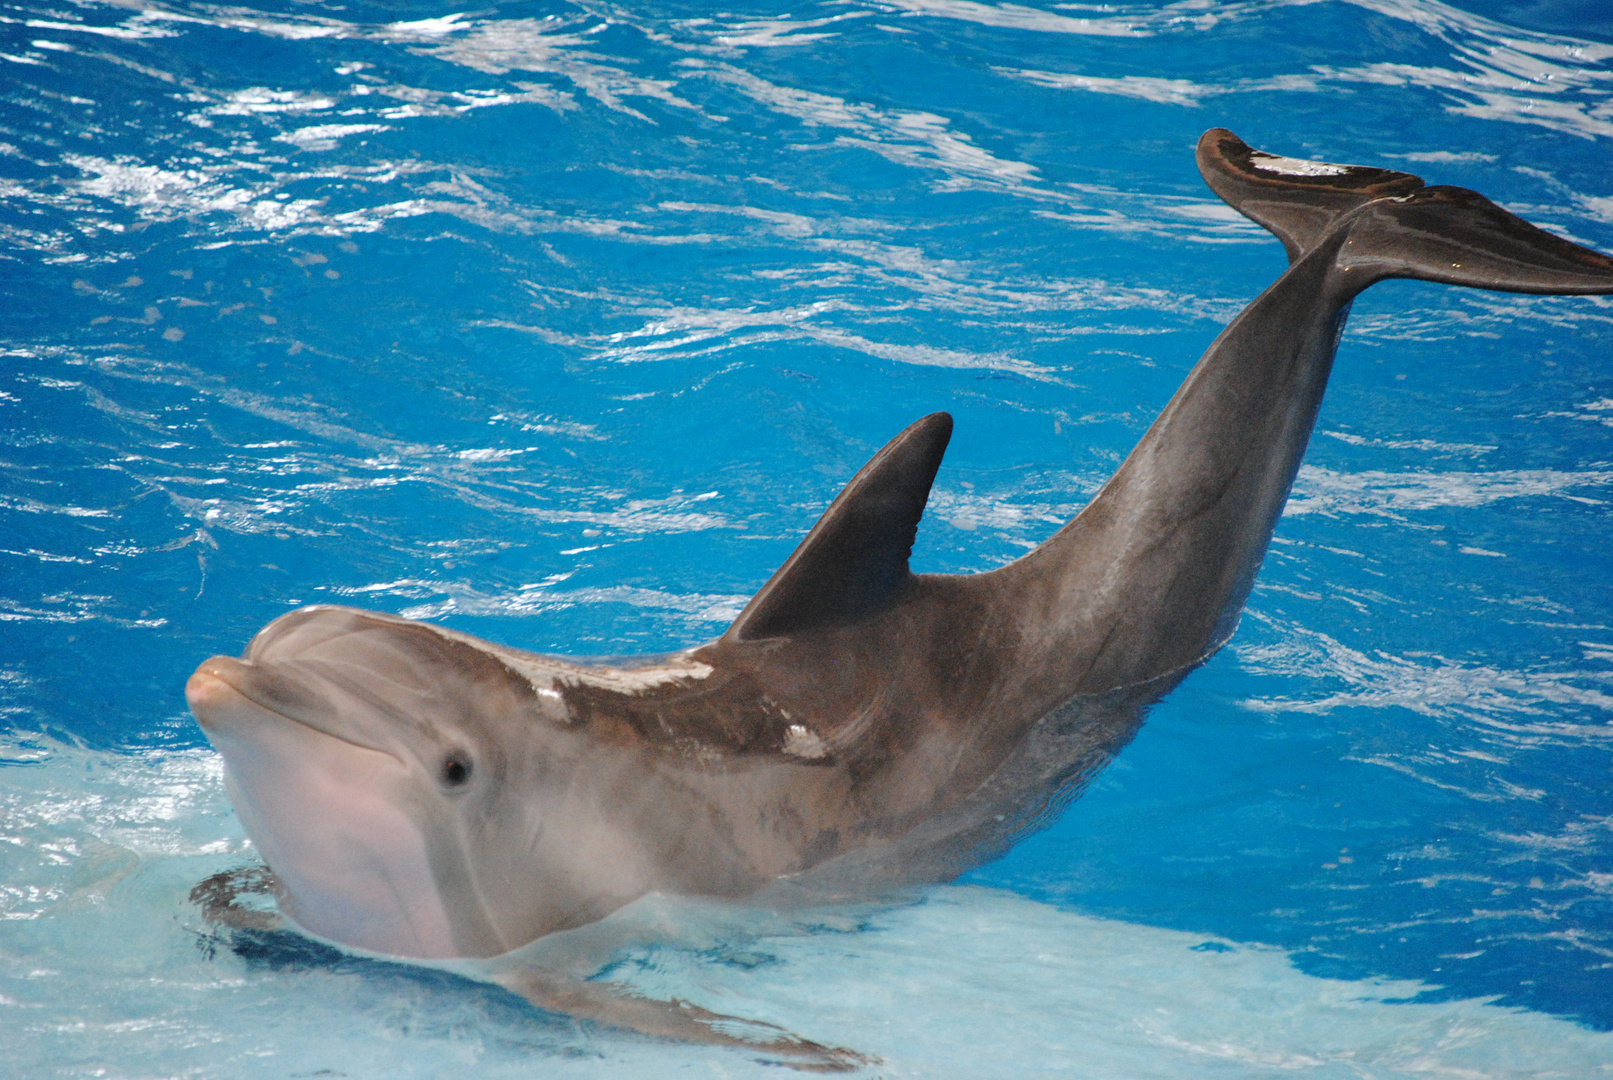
187, 130, 1613, 1059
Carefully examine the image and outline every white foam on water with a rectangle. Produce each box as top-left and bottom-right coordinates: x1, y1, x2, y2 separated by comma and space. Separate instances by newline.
396, 581, 747, 625
3, 741, 1611, 1078
881, 0, 1149, 38
690, 62, 1044, 196
1236, 615, 1613, 745
1286, 464, 1613, 518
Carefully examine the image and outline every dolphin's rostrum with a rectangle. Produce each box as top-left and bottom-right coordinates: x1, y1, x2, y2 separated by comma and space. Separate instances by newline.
187, 130, 1613, 1058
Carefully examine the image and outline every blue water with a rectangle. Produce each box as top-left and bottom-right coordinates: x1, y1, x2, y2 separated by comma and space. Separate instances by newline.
4, 0, 1613, 1074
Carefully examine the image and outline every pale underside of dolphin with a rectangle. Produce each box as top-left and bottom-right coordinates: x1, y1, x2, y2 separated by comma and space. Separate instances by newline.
186, 129, 1613, 1067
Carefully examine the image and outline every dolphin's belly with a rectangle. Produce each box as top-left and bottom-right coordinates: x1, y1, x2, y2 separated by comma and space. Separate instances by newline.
757, 677, 1172, 903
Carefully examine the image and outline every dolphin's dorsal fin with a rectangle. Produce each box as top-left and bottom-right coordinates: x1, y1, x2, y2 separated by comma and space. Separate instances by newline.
1196, 128, 1425, 264
724, 412, 952, 642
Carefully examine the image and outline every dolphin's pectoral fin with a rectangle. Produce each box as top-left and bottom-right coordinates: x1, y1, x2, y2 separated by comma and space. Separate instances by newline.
497, 965, 874, 1072
724, 412, 953, 642
189, 865, 285, 931
1196, 127, 1424, 264
186, 869, 869, 1068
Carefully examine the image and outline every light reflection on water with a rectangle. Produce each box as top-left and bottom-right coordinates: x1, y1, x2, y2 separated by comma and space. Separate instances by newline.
3, 0, 1613, 1071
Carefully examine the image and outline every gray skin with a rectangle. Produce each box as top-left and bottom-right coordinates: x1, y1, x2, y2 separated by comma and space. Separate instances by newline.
188, 130, 1613, 977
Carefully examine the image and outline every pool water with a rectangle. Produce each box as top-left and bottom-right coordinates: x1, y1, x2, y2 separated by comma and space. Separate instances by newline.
3, 0, 1613, 1075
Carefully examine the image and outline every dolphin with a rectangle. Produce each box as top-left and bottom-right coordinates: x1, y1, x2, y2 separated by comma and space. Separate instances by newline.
187, 130, 1613, 1057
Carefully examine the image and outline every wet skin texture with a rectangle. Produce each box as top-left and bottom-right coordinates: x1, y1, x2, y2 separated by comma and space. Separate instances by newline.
188, 130, 1613, 967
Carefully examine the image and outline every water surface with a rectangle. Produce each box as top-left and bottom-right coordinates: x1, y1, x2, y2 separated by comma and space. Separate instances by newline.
3, 0, 1613, 1074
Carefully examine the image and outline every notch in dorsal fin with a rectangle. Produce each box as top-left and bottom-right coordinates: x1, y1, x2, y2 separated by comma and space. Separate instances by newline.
723, 412, 953, 642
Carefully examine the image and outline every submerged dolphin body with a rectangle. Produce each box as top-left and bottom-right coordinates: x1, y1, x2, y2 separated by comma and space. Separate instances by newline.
188, 130, 1613, 1054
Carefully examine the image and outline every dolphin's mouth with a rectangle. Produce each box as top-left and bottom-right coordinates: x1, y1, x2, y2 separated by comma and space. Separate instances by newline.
189, 658, 465, 959
187, 656, 401, 763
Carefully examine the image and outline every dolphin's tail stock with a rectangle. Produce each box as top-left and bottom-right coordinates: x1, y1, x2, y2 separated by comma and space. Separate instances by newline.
1197, 127, 1613, 294
993, 130, 1613, 698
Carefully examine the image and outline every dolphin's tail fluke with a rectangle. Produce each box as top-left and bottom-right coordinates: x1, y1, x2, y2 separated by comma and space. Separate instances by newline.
1197, 128, 1613, 297
1333, 184, 1613, 295
1196, 128, 1424, 264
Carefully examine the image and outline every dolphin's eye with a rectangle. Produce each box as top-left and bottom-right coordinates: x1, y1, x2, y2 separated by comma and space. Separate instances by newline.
441, 755, 473, 787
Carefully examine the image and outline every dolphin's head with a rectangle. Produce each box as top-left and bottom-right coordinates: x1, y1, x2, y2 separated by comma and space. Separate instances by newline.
186, 605, 593, 959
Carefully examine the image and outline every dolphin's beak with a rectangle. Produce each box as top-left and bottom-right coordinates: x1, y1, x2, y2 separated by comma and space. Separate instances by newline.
187, 654, 465, 959
187, 658, 257, 731
186, 654, 400, 763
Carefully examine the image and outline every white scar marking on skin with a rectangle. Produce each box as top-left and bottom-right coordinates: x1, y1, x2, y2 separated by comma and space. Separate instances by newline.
783, 723, 827, 760
555, 661, 716, 694
1250, 151, 1351, 178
